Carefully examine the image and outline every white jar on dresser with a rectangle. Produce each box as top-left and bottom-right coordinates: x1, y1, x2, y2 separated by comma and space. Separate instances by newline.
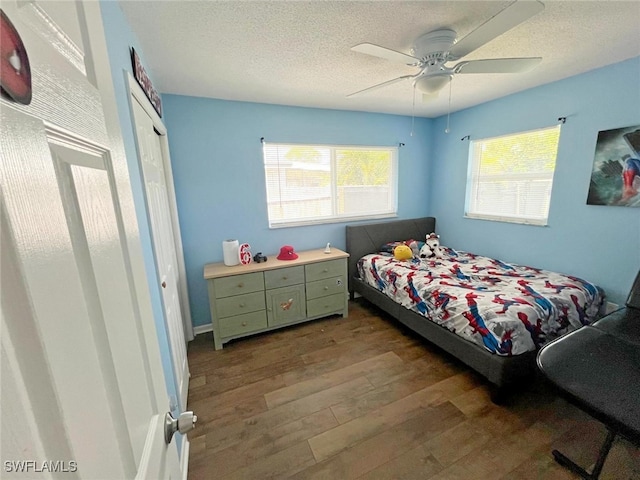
203, 248, 349, 350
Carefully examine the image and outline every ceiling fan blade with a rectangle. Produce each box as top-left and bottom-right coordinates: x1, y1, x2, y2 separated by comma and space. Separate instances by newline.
455, 57, 542, 74
351, 43, 419, 65
448, 1, 544, 60
347, 75, 415, 97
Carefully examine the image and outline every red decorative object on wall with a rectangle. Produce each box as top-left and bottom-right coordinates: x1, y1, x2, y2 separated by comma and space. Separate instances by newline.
0, 9, 32, 105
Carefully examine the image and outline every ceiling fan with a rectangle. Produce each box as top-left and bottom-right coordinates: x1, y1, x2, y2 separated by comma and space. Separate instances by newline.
348, 0, 545, 100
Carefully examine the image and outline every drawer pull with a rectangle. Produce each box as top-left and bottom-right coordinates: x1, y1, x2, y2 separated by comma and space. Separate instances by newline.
324, 286, 329, 290
282, 276, 288, 280
323, 268, 328, 273
239, 303, 245, 308
237, 283, 244, 288
241, 321, 247, 326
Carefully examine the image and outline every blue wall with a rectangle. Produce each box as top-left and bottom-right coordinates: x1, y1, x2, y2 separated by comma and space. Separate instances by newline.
429, 57, 640, 306
161, 96, 433, 327
103, 0, 639, 331
99, 0, 182, 444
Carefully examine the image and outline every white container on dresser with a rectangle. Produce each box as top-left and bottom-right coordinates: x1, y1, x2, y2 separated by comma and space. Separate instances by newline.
203, 248, 349, 350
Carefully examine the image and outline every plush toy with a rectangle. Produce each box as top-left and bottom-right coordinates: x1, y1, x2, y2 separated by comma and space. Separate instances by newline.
393, 244, 413, 261
405, 239, 421, 257
419, 233, 442, 258
419, 243, 434, 259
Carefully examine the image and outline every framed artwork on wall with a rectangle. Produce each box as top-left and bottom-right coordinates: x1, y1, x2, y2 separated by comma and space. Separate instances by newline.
587, 125, 640, 208
131, 47, 162, 117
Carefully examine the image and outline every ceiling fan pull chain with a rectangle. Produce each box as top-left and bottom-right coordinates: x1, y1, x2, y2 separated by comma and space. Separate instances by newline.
410, 84, 416, 137
445, 79, 452, 134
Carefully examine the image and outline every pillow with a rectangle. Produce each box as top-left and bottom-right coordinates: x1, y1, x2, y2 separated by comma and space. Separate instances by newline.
379, 239, 425, 255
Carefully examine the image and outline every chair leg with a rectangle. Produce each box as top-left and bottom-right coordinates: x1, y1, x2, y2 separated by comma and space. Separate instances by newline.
552, 429, 617, 480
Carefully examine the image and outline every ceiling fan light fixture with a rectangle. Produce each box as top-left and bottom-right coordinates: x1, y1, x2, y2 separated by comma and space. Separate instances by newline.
413, 74, 451, 94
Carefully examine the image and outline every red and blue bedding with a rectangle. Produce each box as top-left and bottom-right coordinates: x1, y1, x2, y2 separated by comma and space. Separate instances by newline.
357, 249, 604, 356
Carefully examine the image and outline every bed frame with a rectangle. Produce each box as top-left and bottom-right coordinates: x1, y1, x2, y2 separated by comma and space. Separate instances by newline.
346, 217, 537, 401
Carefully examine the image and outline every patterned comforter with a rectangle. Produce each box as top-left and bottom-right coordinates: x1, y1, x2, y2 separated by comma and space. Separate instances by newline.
357, 249, 604, 356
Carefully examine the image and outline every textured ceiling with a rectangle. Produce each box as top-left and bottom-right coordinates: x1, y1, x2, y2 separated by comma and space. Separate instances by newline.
119, 1, 640, 118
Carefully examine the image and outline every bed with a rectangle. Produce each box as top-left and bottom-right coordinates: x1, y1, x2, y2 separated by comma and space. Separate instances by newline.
346, 217, 605, 401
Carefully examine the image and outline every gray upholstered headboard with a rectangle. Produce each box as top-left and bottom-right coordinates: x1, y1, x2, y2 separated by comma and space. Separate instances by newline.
345, 217, 436, 295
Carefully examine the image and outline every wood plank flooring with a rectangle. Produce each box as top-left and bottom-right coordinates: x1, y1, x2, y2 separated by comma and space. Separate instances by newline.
186, 299, 639, 479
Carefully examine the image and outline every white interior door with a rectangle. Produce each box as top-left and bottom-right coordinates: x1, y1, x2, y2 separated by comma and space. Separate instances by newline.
0, 1, 182, 478
130, 93, 190, 410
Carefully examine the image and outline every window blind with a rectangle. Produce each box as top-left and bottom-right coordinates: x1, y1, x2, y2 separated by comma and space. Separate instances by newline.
263, 143, 398, 228
465, 126, 561, 225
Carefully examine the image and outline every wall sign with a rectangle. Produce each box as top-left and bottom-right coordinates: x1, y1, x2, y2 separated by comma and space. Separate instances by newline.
0, 9, 32, 105
131, 47, 161, 117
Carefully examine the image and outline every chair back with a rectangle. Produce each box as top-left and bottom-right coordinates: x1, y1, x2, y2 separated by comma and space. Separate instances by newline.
626, 269, 640, 310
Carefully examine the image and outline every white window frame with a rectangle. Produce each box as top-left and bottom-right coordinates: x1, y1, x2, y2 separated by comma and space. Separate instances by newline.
263, 142, 398, 228
464, 126, 561, 226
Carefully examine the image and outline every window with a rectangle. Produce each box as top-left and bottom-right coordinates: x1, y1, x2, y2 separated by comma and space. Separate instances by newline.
465, 126, 561, 225
263, 143, 398, 228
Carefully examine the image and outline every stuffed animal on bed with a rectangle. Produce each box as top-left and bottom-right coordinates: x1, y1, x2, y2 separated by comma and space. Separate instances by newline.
393, 244, 414, 261
419, 233, 443, 259
405, 239, 421, 257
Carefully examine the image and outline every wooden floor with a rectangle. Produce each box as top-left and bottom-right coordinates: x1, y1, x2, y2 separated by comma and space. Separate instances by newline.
186, 299, 639, 480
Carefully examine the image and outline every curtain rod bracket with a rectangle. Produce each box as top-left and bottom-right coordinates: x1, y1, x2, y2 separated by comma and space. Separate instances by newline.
558, 117, 567, 124
461, 135, 470, 141
260, 137, 265, 143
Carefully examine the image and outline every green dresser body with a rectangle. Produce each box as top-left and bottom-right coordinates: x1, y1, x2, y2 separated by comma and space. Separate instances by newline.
205, 249, 349, 349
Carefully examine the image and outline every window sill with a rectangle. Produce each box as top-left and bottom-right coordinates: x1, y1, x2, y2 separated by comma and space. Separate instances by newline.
464, 213, 548, 226
269, 213, 398, 229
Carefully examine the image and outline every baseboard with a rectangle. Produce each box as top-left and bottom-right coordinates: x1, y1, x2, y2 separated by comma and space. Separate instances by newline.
193, 323, 213, 336
180, 435, 190, 480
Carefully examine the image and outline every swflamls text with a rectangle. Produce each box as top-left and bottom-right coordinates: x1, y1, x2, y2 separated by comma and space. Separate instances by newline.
4, 460, 78, 473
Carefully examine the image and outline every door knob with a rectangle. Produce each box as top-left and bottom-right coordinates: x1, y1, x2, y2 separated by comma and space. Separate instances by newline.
164, 411, 197, 444
161, 281, 167, 288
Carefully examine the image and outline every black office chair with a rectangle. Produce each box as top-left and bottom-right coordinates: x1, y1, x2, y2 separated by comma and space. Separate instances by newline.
537, 269, 640, 480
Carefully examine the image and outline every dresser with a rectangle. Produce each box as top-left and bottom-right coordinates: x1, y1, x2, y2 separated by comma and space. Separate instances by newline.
204, 248, 349, 350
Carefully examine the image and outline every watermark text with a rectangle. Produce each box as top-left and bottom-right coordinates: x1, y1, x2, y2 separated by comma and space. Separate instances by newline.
4, 460, 77, 473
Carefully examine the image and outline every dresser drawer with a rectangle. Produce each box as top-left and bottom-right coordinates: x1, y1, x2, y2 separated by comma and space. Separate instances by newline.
266, 284, 306, 327
215, 291, 265, 318
306, 276, 345, 300
219, 311, 268, 338
264, 266, 304, 290
307, 293, 345, 318
213, 272, 264, 298
305, 259, 345, 282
